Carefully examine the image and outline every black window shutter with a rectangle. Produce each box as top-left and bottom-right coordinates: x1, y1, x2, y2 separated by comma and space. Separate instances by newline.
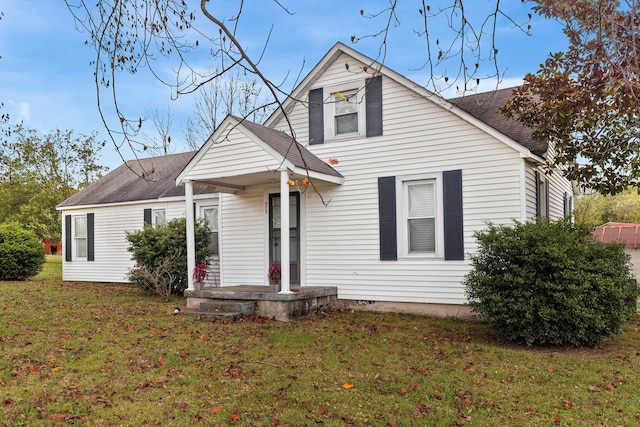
308, 88, 324, 145
87, 213, 95, 262
443, 170, 464, 261
366, 76, 383, 137
545, 179, 550, 219
144, 208, 152, 225
563, 192, 567, 217
378, 176, 397, 261
534, 170, 540, 217
65, 215, 72, 262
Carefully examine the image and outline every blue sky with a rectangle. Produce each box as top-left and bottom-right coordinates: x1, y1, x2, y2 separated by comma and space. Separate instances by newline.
0, 1, 567, 171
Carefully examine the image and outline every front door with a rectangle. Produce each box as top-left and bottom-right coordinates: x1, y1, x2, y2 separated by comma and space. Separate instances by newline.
269, 193, 300, 285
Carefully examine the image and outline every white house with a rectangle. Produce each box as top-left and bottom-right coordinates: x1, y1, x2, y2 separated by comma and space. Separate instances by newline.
57, 151, 220, 285
175, 42, 573, 316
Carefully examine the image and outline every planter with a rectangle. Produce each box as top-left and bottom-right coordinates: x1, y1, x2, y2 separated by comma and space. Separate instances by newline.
269, 280, 280, 292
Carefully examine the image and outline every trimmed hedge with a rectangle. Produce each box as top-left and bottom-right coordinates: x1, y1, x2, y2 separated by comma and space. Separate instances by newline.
0, 222, 46, 280
464, 219, 638, 347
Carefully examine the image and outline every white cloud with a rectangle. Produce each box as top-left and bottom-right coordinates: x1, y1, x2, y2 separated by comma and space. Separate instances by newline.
18, 102, 30, 122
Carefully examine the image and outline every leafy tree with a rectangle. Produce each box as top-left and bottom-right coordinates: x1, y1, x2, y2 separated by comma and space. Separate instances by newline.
464, 219, 638, 347
126, 218, 211, 296
502, 0, 640, 195
0, 126, 108, 240
0, 222, 46, 280
575, 188, 640, 229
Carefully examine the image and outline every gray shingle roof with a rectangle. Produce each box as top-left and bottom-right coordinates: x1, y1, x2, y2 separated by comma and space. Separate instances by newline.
58, 151, 202, 208
449, 87, 548, 157
234, 116, 343, 178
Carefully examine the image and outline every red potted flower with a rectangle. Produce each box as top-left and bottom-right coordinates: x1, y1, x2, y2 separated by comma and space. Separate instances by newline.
268, 260, 281, 287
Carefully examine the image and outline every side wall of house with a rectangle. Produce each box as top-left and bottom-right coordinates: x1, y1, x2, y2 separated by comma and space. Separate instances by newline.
524, 164, 574, 220
62, 196, 218, 283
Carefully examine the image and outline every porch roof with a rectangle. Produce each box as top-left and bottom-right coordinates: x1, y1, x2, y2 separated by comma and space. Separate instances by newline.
178, 115, 344, 193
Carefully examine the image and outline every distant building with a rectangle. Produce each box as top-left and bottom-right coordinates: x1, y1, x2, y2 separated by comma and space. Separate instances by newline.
42, 239, 61, 255
592, 222, 640, 280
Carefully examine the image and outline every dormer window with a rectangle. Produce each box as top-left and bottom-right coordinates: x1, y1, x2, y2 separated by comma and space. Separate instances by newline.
334, 91, 358, 135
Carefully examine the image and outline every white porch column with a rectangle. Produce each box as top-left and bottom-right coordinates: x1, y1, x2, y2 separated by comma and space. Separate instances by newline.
185, 180, 196, 291
279, 169, 292, 294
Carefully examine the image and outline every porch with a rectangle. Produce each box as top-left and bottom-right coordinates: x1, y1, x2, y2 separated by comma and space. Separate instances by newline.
184, 285, 338, 321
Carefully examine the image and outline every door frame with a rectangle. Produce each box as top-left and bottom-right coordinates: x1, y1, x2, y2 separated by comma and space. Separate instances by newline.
265, 190, 305, 286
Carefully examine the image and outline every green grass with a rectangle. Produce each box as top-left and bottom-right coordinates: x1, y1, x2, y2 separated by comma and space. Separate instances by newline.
33, 255, 62, 283
2, 260, 640, 425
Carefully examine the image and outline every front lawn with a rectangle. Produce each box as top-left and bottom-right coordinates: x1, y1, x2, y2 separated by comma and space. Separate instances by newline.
1, 266, 639, 425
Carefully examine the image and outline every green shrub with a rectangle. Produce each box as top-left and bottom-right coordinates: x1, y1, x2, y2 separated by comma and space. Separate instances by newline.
126, 218, 210, 296
0, 222, 46, 280
464, 219, 638, 347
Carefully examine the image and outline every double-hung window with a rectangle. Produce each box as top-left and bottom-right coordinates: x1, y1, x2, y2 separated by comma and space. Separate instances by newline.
73, 215, 87, 259
334, 91, 358, 135
379, 170, 463, 262
153, 209, 166, 226
405, 180, 437, 254
202, 207, 219, 256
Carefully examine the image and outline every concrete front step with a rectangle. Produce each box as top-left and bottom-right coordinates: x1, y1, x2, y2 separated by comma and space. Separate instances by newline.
185, 300, 256, 320
185, 310, 243, 320
199, 300, 256, 315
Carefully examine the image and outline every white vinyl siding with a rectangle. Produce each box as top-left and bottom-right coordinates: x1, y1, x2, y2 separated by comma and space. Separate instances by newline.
186, 122, 282, 182
218, 188, 266, 285
61, 195, 218, 283
524, 164, 573, 220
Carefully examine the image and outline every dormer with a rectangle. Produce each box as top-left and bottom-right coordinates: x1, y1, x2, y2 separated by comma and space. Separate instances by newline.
308, 75, 382, 145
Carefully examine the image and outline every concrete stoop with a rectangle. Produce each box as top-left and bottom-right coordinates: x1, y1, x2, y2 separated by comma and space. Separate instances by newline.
184, 285, 339, 321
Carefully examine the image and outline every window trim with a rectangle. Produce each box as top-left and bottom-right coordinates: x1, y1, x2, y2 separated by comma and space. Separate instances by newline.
323, 81, 366, 140
152, 208, 166, 226
201, 205, 220, 257
397, 173, 445, 259
72, 214, 88, 261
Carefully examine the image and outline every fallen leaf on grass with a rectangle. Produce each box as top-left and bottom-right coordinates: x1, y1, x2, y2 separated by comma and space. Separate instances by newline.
417, 403, 433, 413
229, 412, 240, 421
554, 415, 562, 423
588, 385, 601, 392
341, 382, 355, 389
211, 406, 222, 414
605, 383, 616, 390
49, 414, 67, 423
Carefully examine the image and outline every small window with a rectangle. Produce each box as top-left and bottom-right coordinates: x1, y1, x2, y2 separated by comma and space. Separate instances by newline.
406, 181, 436, 253
334, 91, 358, 135
74, 216, 87, 259
203, 207, 219, 255
536, 172, 549, 219
153, 209, 166, 226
